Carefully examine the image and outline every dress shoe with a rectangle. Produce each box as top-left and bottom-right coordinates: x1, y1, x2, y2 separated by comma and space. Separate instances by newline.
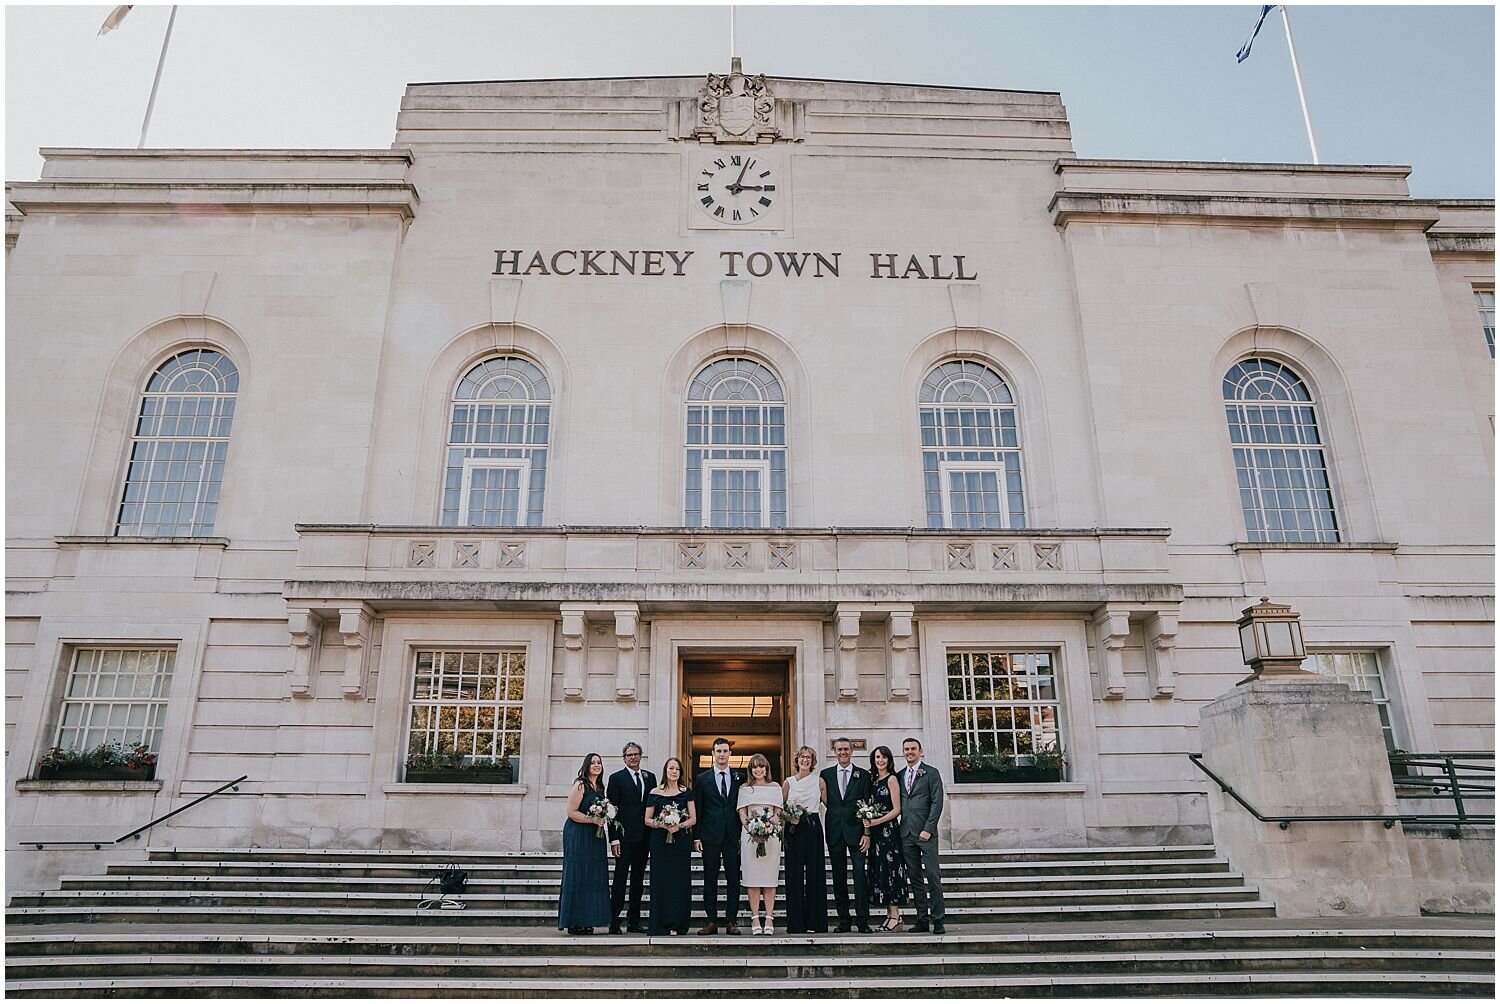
834, 923, 853, 934
857, 925, 874, 934
697, 922, 718, 936
932, 923, 946, 935
608, 924, 623, 935
910, 920, 930, 933
725, 924, 742, 935
627, 924, 648, 934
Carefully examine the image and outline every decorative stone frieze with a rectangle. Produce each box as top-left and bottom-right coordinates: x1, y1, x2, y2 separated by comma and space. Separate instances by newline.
1034, 543, 1063, 571
724, 542, 751, 570
454, 542, 481, 569
768, 542, 798, 570
946, 542, 975, 570
992, 543, 1017, 570
679, 542, 706, 570
408, 541, 436, 568
497, 541, 526, 569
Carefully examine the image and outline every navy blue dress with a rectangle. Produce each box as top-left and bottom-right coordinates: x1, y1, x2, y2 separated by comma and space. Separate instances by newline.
559, 784, 612, 930
647, 790, 693, 934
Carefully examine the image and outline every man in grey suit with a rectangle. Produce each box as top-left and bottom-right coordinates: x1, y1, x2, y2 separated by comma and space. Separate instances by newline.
898, 737, 946, 934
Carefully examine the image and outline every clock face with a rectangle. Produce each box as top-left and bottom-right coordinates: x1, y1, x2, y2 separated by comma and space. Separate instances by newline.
694, 153, 778, 226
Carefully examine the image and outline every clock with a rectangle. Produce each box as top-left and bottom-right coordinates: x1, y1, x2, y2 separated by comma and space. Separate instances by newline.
694, 153, 779, 226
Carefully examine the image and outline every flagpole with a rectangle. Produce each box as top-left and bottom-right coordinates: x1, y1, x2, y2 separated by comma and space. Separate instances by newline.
730, 4, 737, 63
138, 5, 178, 149
1278, 5, 1321, 164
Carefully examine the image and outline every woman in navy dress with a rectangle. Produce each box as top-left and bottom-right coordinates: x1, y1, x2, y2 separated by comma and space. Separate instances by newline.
644, 755, 697, 935
559, 752, 613, 934
864, 745, 909, 931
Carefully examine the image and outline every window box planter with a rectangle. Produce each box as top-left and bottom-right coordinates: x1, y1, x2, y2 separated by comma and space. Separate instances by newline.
954, 766, 1063, 784
404, 766, 515, 785
34, 762, 157, 782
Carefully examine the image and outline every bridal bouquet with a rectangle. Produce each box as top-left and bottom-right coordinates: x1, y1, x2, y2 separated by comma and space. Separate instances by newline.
655, 801, 685, 842
744, 806, 783, 858
855, 798, 882, 828
587, 798, 619, 838
780, 803, 806, 830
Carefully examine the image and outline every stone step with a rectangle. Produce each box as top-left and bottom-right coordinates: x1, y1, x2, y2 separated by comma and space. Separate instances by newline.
8, 883, 1265, 912
5, 947, 1493, 981
106, 856, 1238, 880
4, 899, 1279, 927
6, 971, 1493, 998
146, 844, 1224, 865
61, 870, 1251, 894
8, 925, 1491, 959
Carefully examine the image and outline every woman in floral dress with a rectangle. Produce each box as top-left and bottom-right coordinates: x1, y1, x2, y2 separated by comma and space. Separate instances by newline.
863, 745, 909, 931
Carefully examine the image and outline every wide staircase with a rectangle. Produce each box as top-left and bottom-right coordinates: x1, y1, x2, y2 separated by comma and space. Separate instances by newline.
6, 844, 1494, 996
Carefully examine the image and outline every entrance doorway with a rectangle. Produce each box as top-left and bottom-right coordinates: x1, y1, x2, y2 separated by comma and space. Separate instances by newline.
681, 657, 789, 781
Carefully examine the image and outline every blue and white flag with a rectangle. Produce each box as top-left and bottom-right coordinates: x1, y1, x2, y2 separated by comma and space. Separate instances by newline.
1236, 5, 1279, 63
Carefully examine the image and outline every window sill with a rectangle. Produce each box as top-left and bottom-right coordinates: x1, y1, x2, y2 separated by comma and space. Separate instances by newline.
55, 535, 230, 548
15, 779, 163, 793
383, 783, 528, 796
950, 783, 1086, 795
1231, 541, 1398, 553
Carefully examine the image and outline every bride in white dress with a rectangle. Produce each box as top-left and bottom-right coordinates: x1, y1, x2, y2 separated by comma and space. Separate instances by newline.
736, 753, 784, 934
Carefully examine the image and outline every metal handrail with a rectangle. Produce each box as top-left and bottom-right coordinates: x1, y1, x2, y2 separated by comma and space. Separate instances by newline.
1188, 753, 1493, 838
27, 775, 248, 850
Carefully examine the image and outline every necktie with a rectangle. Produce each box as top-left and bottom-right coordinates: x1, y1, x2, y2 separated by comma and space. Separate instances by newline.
635, 772, 643, 799
719, 771, 727, 798
839, 767, 848, 798
905, 766, 916, 795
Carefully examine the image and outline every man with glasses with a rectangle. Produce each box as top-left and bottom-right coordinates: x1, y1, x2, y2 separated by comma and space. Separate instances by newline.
606, 741, 655, 934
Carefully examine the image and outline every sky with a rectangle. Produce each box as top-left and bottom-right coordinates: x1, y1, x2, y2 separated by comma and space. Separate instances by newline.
3, 3, 1495, 197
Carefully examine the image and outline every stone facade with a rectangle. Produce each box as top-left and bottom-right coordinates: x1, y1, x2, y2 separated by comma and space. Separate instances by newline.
4, 73, 1493, 890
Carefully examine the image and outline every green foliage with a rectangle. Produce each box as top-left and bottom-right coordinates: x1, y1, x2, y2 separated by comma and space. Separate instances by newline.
36, 741, 156, 772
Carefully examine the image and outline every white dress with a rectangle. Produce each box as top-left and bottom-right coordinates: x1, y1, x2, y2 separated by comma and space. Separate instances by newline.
737, 783, 784, 887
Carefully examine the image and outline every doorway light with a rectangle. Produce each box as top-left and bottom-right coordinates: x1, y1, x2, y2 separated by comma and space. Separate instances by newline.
690, 695, 775, 717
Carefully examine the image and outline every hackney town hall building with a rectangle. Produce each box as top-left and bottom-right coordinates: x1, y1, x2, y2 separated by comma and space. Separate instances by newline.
4, 68, 1494, 884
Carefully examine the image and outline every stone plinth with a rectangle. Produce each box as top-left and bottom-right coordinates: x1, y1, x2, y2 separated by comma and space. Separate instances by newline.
1198, 677, 1417, 917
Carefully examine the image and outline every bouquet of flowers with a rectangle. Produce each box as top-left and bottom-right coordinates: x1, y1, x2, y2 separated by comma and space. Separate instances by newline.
655, 801, 685, 842
587, 798, 620, 839
855, 798, 882, 828
780, 803, 806, 830
744, 806, 783, 858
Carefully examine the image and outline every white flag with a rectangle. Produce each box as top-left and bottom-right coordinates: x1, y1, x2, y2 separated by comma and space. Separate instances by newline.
98, 5, 134, 36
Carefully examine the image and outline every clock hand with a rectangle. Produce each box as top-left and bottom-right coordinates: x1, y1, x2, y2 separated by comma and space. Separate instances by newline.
733, 160, 751, 188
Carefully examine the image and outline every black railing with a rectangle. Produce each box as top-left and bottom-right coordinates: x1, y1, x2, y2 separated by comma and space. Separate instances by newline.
27, 775, 248, 850
1188, 753, 1493, 839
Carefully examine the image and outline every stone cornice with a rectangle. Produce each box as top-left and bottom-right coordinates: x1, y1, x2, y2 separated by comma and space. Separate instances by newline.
1426, 231, 1495, 258
6, 181, 419, 219
1050, 191, 1439, 230
292, 523, 1171, 538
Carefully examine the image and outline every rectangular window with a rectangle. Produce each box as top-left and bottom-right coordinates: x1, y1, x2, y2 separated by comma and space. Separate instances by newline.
1476, 289, 1495, 359
56, 647, 175, 752
458, 457, 531, 527
406, 649, 526, 766
1305, 650, 1401, 751
947, 649, 1062, 766
703, 459, 769, 529
938, 462, 1014, 530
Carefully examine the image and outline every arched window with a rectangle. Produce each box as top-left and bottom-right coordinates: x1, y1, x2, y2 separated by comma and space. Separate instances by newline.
1223, 358, 1340, 542
685, 358, 786, 528
442, 356, 550, 527
919, 360, 1025, 529
116, 348, 239, 537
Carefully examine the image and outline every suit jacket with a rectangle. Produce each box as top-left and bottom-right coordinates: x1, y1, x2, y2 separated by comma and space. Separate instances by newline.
897, 762, 944, 842
820, 762, 874, 847
606, 767, 657, 843
692, 766, 743, 846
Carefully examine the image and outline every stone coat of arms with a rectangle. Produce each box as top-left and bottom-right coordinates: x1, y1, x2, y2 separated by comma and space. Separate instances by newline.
698, 59, 775, 142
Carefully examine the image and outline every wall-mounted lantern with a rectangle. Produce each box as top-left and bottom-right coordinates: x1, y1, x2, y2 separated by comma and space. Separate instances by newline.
1236, 596, 1309, 683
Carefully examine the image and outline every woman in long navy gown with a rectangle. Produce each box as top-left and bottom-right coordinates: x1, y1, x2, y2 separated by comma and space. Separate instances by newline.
559, 752, 613, 934
644, 755, 697, 935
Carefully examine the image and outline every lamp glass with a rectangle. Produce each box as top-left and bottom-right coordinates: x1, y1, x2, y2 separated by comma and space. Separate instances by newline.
1238, 622, 1257, 664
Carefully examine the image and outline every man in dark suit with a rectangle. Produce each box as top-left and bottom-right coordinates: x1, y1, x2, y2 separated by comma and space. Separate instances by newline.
692, 736, 742, 935
899, 737, 947, 934
606, 741, 655, 934
819, 736, 873, 933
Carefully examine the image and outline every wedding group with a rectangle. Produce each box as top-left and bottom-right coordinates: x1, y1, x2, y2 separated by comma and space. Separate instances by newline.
558, 736, 948, 937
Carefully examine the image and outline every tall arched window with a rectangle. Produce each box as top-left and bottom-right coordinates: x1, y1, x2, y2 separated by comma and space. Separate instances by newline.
919, 360, 1025, 529
116, 348, 239, 537
685, 358, 786, 528
1223, 358, 1340, 542
442, 356, 550, 527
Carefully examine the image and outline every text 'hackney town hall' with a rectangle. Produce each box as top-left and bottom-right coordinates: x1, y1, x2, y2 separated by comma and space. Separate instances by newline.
3, 68, 1494, 886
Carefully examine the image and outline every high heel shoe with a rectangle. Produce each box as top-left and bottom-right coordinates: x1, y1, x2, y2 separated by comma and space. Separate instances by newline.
751, 920, 763, 935
881, 918, 905, 932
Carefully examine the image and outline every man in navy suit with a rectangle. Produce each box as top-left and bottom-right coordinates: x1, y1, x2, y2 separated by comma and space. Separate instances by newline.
606, 741, 656, 934
820, 736, 874, 933
692, 736, 742, 935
